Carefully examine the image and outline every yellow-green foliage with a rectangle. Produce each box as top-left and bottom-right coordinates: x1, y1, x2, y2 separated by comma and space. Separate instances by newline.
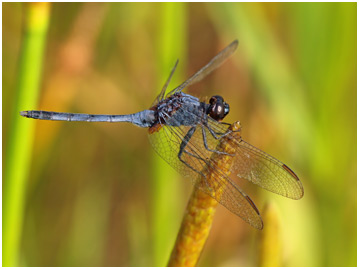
3, 2, 356, 266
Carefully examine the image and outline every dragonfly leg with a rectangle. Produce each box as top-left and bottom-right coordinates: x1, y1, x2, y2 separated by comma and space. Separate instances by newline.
201, 125, 231, 155
178, 126, 208, 180
204, 119, 232, 139
209, 125, 231, 139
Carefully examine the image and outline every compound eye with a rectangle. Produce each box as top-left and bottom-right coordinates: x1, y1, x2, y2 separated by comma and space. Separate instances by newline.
223, 102, 230, 117
209, 96, 217, 105
208, 95, 227, 121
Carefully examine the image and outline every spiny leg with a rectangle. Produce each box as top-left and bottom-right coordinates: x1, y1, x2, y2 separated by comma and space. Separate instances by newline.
177, 126, 212, 190
206, 123, 232, 140
213, 121, 232, 134
200, 119, 235, 157
203, 118, 233, 139
178, 126, 203, 174
201, 125, 231, 155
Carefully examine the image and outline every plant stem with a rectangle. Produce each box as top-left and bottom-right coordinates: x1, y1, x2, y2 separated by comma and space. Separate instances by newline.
258, 203, 282, 266
168, 122, 241, 266
3, 3, 50, 266
152, 3, 187, 266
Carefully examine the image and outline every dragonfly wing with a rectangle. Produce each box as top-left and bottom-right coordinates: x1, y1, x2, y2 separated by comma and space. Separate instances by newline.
205, 117, 304, 199
196, 162, 263, 229
168, 40, 238, 96
233, 139, 304, 199
148, 111, 263, 229
152, 60, 179, 106
148, 123, 208, 181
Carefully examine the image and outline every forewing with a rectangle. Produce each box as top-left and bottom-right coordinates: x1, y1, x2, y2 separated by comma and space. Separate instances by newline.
148, 111, 263, 229
152, 60, 179, 106
232, 140, 304, 199
168, 40, 238, 96
205, 117, 303, 200
205, 119, 304, 200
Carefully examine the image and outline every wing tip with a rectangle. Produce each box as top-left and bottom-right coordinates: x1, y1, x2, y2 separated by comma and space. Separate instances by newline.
282, 164, 300, 181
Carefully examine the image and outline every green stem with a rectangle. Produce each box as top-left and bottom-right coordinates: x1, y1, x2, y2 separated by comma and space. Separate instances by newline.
151, 3, 187, 266
3, 3, 50, 266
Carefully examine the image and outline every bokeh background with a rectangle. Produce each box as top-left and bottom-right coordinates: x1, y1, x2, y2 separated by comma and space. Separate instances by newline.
3, 2, 356, 267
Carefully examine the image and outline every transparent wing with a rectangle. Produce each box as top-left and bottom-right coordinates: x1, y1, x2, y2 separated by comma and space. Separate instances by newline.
206, 119, 304, 199
233, 141, 304, 199
152, 60, 179, 106
167, 40, 238, 97
148, 109, 263, 229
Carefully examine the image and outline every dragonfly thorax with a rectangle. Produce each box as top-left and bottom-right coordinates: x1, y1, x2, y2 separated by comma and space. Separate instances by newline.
151, 92, 206, 127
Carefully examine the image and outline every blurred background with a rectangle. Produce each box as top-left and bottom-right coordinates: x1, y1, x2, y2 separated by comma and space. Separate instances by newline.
3, 2, 356, 267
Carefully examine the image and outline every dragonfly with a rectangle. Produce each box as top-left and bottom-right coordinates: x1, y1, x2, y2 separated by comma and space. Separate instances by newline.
21, 40, 304, 229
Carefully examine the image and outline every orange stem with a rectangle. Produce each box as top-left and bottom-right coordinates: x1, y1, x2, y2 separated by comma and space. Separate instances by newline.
168, 122, 241, 266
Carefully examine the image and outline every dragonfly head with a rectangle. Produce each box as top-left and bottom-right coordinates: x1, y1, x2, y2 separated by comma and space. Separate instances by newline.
207, 95, 230, 121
